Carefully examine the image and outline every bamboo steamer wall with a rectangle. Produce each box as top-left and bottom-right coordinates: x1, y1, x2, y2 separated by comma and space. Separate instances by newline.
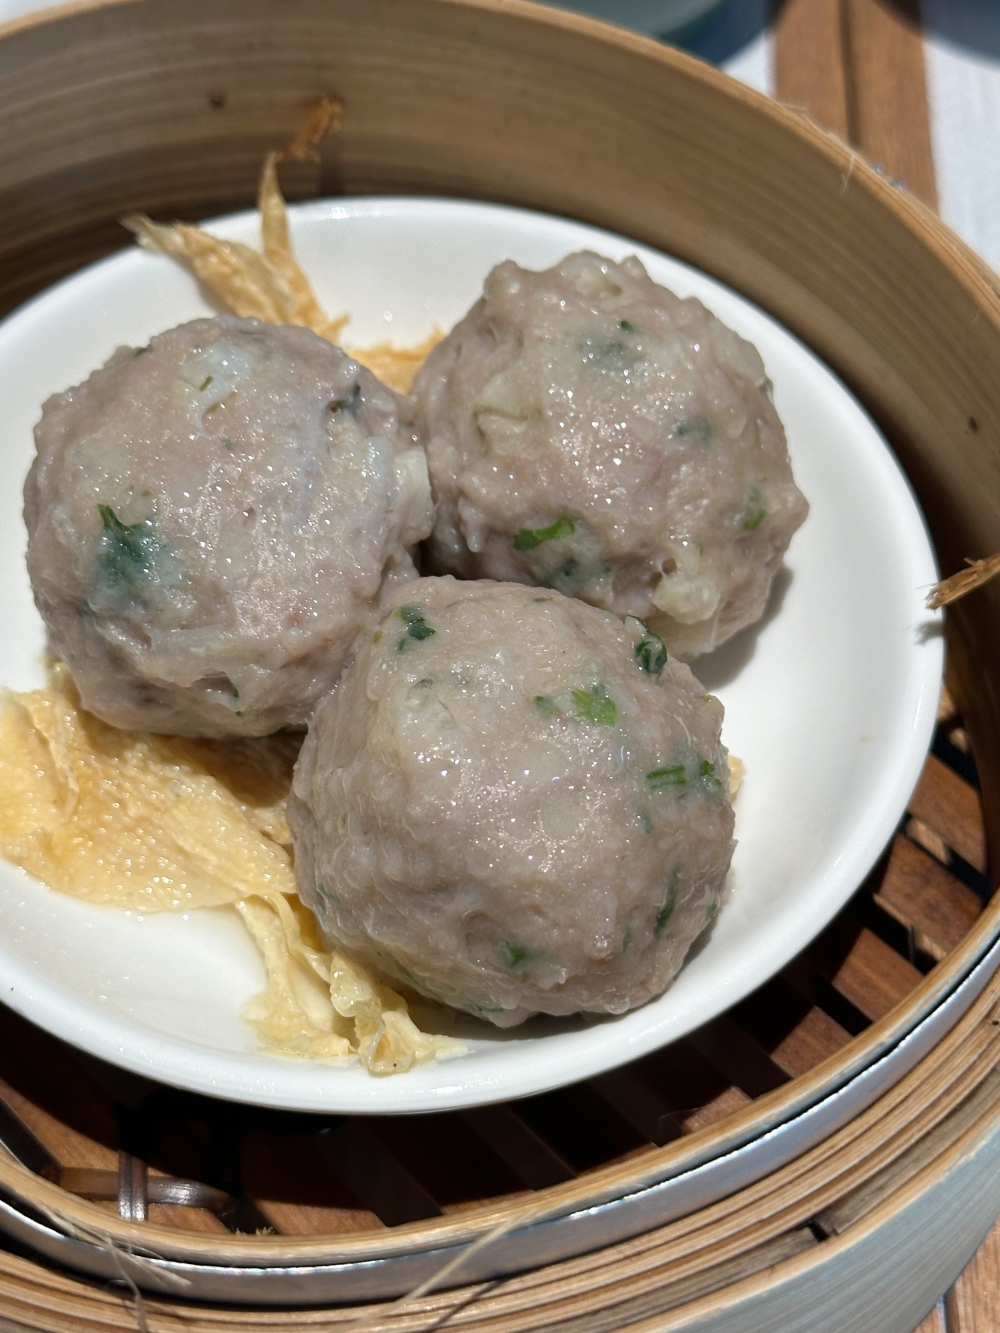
1, 2, 1000, 1330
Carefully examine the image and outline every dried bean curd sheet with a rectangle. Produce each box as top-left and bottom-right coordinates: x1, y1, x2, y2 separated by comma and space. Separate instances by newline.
0, 665, 463, 1073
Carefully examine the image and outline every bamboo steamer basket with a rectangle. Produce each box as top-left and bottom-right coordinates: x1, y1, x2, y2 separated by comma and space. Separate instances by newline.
0, 2, 999, 1330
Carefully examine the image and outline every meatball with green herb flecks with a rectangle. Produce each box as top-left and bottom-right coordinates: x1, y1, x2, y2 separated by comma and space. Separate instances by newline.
288, 577, 735, 1026
408, 251, 807, 657
24, 316, 433, 737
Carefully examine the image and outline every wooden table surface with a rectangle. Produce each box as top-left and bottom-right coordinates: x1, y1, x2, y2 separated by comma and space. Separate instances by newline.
772, 3, 998, 1328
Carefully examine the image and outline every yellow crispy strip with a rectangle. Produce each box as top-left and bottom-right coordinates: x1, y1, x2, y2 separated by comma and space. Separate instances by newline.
239, 892, 463, 1073
125, 147, 440, 389
349, 330, 445, 394
0, 666, 464, 1072
0, 663, 295, 911
123, 214, 296, 324
237, 896, 356, 1060
258, 152, 349, 342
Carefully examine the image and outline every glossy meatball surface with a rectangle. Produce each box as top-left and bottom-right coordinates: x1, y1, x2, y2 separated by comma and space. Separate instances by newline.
24, 316, 433, 737
409, 251, 808, 657
288, 577, 735, 1026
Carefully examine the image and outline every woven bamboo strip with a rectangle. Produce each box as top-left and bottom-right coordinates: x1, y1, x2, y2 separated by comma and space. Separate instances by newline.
2, 967, 1000, 1331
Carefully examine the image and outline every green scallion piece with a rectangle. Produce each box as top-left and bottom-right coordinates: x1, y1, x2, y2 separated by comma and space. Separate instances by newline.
634, 625, 667, 675
571, 685, 616, 726
647, 765, 687, 791
513, 515, 575, 551
741, 486, 767, 531
396, 604, 435, 649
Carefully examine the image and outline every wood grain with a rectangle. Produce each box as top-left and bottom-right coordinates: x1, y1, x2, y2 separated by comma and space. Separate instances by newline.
819, 922, 925, 1021
948, 1212, 1000, 1331
775, 0, 937, 209
842, 0, 938, 208
768, 1005, 852, 1078
909, 756, 987, 874
773, 0, 851, 137
912, 1300, 947, 1333
876, 833, 982, 960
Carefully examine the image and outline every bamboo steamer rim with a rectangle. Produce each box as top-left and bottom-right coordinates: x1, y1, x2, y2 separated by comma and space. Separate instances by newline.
2, 931, 1000, 1329
0, 0, 996, 1275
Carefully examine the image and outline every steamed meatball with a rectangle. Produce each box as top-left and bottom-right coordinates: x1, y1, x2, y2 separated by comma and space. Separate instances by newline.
409, 251, 808, 658
288, 577, 735, 1027
24, 316, 433, 737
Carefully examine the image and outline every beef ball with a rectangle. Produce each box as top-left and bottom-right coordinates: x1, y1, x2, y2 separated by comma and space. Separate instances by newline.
24, 316, 433, 737
409, 251, 808, 657
288, 577, 735, 1027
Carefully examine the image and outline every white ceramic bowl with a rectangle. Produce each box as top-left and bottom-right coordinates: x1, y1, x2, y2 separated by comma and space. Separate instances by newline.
0, 198, 942, 1112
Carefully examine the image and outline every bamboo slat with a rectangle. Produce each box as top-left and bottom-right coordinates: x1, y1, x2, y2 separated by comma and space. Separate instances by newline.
909, 757, 987, 876
947, 1213, 1000, 1332
914, 1302, 947, 1333
773, 0, 938, 207
772, 0, 851, 138
842, 0, 938, 208
773, 0, 938, 215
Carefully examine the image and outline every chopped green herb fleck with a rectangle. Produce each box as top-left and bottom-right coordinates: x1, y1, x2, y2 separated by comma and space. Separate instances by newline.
648, 752, 724, 798
741, 486, 767, 531
675, 417, 713, 449
198, 375, 214, 392
654, 899, 675, 935
639, 812, 654, 834
706, 901, 718, 923
417, 678, 434, 688
234, 710, 243, 717
618, 319, 635, 332
501, 941, 538, 969
622, 925, 633, 951
133, 345, 149, 356
572, 684, 616, 726
221, 438, 236, 451
534, 695, 557, 717
396, 604, 435, 649
373, 630, 383, 643
533, 597, 553, 603
647, 765, 687, 791
634, 625, 667, 675
655, 873, 680, 937
96, 505, 167, 598
230, 683, 240, 699
513, 515, 575, 551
